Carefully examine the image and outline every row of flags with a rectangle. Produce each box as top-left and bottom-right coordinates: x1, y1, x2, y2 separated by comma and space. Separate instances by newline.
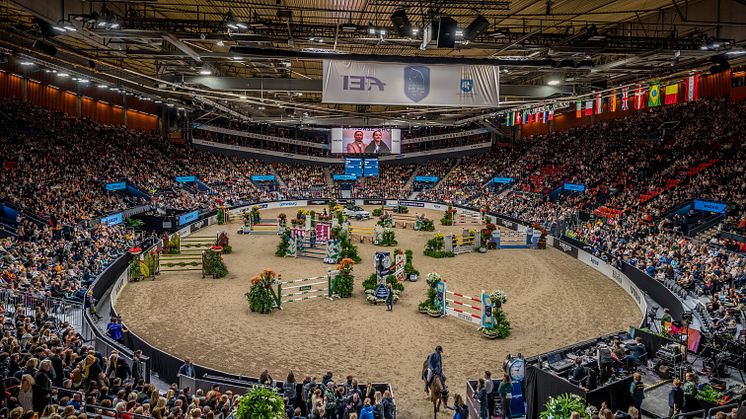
507, 74, 700, 126
505, 108, 555, 126
573, 75, 699, 118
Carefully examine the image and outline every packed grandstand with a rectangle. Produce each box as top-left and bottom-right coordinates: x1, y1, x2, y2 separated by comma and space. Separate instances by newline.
2, 0, 746, 418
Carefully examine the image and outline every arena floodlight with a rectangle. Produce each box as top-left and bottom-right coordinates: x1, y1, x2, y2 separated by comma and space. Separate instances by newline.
391, 9, 412, 38
463, 15, 489, 41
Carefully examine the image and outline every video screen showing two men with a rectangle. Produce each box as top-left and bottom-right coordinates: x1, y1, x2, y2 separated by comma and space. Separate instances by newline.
331, 128, 401, 155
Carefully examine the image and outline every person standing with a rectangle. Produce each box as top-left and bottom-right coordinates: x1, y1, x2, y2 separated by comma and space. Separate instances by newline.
284, 371, 297, 411
178, 358, 195, 378
683, 372, 698, 413
131, 350, 144, 384
497, 373, 512, 419
484, 371, 494, 418
473, 378, 488, 419
32, 360, 53, 414
381, 390, 395, 419
668, 378, 684, 417
629, 373, 645, 410
385, 283, 394, 311
450, 394, 469, 419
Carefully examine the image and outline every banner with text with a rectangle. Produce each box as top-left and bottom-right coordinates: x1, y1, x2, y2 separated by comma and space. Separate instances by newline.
322, 61, 499, 107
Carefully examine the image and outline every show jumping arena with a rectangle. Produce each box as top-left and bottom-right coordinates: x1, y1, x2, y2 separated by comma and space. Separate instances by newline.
116, 206, 640, 418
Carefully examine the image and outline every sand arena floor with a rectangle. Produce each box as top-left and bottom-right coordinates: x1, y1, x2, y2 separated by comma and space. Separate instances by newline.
115, 206, 641, 417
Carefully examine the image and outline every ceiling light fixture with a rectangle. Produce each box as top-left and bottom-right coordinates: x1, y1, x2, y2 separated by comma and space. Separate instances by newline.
547, 80, 560, 86
20, 61, 34, 66
199, 69, 212, 75
97, 84, 107, 88
57, 72, 69, 77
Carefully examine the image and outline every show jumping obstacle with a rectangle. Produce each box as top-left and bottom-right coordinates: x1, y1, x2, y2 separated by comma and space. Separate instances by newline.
384, 211, 420, 229
452, 212, 485, 225
443, 230, 482, 255
434, 281, 492, 328
247, 217, 281, 235
493, 229, 531, 249
272, 270, 339, 309
349, 226, 375, 243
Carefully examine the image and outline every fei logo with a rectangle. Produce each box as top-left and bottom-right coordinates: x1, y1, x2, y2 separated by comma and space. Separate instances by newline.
460, 79, 474, 93
404, 65, 430, 102
342, 75, 386, 91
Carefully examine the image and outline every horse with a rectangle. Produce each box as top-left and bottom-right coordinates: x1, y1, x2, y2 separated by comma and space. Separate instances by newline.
422, 360, 450, 418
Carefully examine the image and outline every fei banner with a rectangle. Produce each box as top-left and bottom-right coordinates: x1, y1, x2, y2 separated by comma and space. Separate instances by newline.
322, 60, 499, 107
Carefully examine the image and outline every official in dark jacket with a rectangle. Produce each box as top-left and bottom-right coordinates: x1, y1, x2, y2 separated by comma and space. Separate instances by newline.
32, 360, 53, 414
668, 379, 684, 417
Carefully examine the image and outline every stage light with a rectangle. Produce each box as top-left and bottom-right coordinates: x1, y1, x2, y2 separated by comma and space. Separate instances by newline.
239, 95, 247, 99
412, 28, 419, 35
98, 84, 107, 88
379, 29, 386, 36
391, 9, 412, 37
463, 15, 489, 41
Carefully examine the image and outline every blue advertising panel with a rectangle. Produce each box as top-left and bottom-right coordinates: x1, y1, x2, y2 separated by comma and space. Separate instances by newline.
345, 157, 363, 177
363, 158, 379, 177
693, 199, 727, 214
333, 174, 357, 181
100, 212, 123, 226
178, 210, 199, 226
415, 176, 440, 183
105, 182, 127, 191
251, 175, 276, 182
563, 183, 586, 192
175, 176, 197, 183
492, 177, 514, 184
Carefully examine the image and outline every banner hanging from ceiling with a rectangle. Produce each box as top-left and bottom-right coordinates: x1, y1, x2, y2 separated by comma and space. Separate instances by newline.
322, 60, 500, 107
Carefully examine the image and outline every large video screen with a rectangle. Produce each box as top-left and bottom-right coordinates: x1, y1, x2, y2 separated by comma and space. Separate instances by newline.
331, 128, 401, 155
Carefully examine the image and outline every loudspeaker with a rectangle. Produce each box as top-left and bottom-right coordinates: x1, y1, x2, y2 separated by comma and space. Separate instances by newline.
436, 17, 457, 48
463, 15, 489, 41
162, 221, 172, 229
391, 9, 411, 37
33, 40, 58, 56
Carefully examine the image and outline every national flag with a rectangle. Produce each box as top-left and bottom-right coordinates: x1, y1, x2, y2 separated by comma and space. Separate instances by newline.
686, 75, 699, 102
610, 94, 617, 112
548, 109, 555, 121
648, 83, 661, 107
527, 112, 533, 124
541, 111, 548, 124
524, 110, 529, 123
505, 111, 512, 127
595, 93, 603, 114
635, 85, 645, 109
665, 84, 679, 105
576, 101, 582, 118
621, 87, 629, 111
584, 100, 593, 116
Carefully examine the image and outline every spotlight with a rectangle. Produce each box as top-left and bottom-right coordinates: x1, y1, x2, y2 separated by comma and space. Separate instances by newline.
390, 9, 412, 37
57, 72, 69, 77
412, 28, 419, 35
547, 80, 560, 86
199, 69, 212, 75
62, 20, 77, 31
239, 95, 247, 99
97, 84, 107, 88
368, 26, 376, 35
463, 15, 489, 41
20, 61, 35, 66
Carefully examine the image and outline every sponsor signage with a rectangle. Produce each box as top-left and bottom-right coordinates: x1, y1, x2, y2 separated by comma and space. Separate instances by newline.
553, 239, 579, 258
178, 210, 199, 226
364, 199, 383, 205
100, 212, 123, 226
492, 177, 514, 184
693, 199, 727, 214
176, 176, 197, 183
251, 175, 275, 182
105, 182, 127, 191
279, 201, 298, 207
399, 201, 425, 207
333, 174, 357, 181
563, 183, 586, 192
322, 60, 500, 107
415, 176, 440, 183
403, 128, 490, 145
308, 199, 329, 205
192, 124, 325, 149
375, 283, 389, 299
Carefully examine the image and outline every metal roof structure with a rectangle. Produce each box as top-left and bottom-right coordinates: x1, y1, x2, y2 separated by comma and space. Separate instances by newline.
1, 0, 745, 126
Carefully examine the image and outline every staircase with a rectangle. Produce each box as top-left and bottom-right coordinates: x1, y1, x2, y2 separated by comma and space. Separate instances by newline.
435, 158, 463, 189
269, 165, 288, 190
404, 166, 420, 192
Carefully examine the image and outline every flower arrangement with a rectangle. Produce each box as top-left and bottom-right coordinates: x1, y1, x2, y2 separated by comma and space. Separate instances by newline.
418, 272, 442, 315
235, 386, 285, 419
334, 258, 356, 298
424, 232, 454, 258
167, 234, 180, 255
482, 289, 511, 339
379, 228, 398, 246
246, 269, 278, 314
363, 274, 403, 304
129, 247, 142, 255
216, 232, 232, 254
250, 206, 261, 224
275, 229, 291, 257
539, 394, 589, 419
277, 213, 287, 227
202, 248, 228, 279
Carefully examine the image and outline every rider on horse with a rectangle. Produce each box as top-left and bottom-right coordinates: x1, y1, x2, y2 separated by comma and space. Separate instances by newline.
424, 345, 445, 393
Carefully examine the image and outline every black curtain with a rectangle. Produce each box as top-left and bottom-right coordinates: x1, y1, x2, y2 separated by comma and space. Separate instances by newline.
526, 366, 584, 419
